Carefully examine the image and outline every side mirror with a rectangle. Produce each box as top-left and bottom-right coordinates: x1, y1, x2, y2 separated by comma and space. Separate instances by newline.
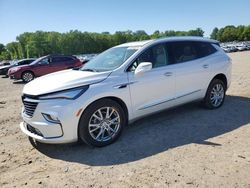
134, 62, 152, 75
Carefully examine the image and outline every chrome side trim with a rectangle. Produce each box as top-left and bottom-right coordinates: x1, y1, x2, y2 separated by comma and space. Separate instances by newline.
139, 98, 175, 110
175, 89, 201, 99
139, 89, 201, 110
113, 81, 137, 89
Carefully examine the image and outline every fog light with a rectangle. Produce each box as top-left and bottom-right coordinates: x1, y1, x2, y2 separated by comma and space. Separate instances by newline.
42, 113, 60, 124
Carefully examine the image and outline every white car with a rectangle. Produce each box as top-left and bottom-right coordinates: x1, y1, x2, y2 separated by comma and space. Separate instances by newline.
20, 37, 232, 147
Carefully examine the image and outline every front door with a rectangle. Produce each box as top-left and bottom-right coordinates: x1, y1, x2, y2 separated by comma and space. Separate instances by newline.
127, 43, 176, 118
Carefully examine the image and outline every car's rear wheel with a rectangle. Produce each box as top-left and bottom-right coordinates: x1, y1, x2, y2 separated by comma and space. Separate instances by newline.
78, 99, 126, 147
22, 71, 34, 83
203, 79, 226, 109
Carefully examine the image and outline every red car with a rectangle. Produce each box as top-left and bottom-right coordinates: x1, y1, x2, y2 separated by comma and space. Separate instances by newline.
8, 55, 82, 82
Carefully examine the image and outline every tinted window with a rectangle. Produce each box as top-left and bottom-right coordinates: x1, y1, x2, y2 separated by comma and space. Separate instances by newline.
19, 59, 34, 65
61, 57, 74, 61
52, 56, 74, 63
167, 41, 217, 64
167, 41, 198, 63
52, 57, 64, 63
128, 44, 170, 71
194, 42, 217, 58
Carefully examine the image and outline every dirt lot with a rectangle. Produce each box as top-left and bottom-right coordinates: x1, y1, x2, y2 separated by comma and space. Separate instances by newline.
0, 52, 250, 188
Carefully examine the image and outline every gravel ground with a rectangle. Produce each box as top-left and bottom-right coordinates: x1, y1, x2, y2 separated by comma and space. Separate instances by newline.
0, 51, 250, 188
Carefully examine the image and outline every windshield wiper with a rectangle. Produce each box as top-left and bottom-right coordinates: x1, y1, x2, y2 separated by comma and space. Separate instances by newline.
81, 68, 97, 72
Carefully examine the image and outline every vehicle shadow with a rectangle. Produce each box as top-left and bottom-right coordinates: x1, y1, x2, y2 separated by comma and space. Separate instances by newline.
30, 95, 250, 166
12, 80, 25, 84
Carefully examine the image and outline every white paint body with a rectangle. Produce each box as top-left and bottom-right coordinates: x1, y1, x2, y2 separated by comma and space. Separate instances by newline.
20, 37, 232, 144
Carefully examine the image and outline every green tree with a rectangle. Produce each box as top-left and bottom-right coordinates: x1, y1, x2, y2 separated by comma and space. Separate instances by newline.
210, 27, 219, 39
188, 28, 204, 36
242, 25, 250, 40
0, 43, 11, 60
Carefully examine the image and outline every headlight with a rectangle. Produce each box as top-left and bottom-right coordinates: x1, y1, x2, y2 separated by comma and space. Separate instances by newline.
10, 67, 21, 72
38, 86, 89, 100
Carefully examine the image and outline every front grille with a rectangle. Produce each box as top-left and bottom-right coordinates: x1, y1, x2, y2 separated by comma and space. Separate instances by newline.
22, 96, 38, 117
27, 124, 43, 137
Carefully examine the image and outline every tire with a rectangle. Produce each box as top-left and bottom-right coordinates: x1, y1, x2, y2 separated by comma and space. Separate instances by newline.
22, 71, 34, 83
203, 79, 226, 109
78, 99, 126, 147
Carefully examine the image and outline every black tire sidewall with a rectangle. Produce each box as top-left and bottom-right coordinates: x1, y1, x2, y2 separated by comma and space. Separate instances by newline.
78, 99, 126, 147
204, 79, 226, 109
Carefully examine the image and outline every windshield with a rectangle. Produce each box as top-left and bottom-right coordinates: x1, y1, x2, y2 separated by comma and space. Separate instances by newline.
81, 46, 139, 72
30, 56, 46, 65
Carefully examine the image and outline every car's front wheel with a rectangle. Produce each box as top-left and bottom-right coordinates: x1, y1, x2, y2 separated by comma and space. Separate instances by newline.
78, 99, 126, 147
22, 71, 34, 83
203, 79, 226, 109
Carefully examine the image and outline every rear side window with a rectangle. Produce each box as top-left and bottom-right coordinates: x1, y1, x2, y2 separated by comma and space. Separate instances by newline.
61, 57, 74, 61
168, 41, 198, 63
167, 41, 217, 64
52, 56, 73, 63
194, 42, 217, 58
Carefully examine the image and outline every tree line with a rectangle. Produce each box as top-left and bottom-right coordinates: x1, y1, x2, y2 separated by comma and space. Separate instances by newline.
0, 25, 249, 61
210, 25, 250, 42
0, 28, 204, 60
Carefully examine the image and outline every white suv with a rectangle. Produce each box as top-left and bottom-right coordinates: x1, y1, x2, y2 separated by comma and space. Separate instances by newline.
20, 37, 232, 147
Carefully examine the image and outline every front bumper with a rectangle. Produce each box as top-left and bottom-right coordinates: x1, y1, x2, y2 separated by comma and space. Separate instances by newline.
9, 73, 20, 80
20, 97, 81, 144
20, 122, 68, 144
8, 70, 22, 80
0, 69, 7, 75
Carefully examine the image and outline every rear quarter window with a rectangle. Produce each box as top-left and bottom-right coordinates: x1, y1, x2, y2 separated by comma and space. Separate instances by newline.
194, 42, 217, 58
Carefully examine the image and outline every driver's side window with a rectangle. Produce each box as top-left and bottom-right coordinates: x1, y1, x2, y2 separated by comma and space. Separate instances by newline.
128, 43, 168, 72
128, 47, 152, 72
39, 58, 50, 65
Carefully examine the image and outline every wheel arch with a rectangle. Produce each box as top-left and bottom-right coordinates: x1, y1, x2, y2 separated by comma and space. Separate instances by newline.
77, 96, 129, 142
86, 96, 129, 121
211, 73, 227, 89
21, 70, 35, 77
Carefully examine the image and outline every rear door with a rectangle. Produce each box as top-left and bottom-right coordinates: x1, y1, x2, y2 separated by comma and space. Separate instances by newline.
50, 56, 75, 72
167, 41, 216, 103
62, 56, 77, 69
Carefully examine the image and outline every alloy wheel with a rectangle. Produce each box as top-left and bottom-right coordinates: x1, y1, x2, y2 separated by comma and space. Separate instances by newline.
23, 72, 33, 82
88, 107, 120, 142
210, 83, 224, 107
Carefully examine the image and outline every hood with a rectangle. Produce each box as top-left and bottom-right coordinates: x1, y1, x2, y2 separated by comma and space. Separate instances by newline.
0, 65, 11, 70
9, 64, 30, 71
23, 69, 111, 96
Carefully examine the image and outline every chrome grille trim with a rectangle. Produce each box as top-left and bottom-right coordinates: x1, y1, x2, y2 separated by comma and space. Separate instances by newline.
22, 95, 39, 117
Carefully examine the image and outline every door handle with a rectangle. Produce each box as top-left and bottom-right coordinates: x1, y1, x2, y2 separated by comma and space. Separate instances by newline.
202, 64, 209, 69
164, 72, 173, 77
